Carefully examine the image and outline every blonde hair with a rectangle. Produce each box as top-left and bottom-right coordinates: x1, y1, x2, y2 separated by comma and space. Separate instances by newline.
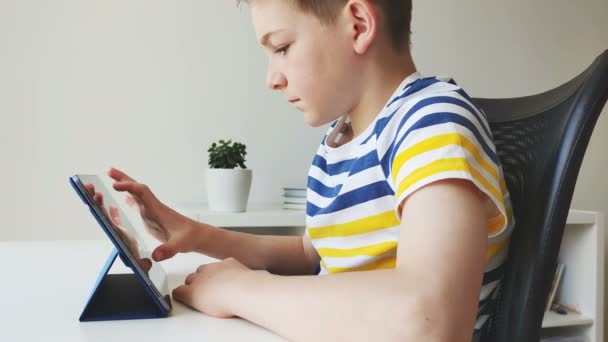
236, 0, 412, 52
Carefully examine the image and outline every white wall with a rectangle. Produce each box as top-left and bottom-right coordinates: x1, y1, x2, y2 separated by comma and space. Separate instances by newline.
0, 0, 324, 241
411, 1, 608, 214
1, 0, 607, 274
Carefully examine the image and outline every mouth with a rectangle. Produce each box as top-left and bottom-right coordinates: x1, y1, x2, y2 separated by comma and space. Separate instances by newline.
288, 98, 300, 104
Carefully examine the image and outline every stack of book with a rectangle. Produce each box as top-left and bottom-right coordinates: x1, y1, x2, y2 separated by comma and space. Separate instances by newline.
282, 187, 307, 210
545, 263, 566, 312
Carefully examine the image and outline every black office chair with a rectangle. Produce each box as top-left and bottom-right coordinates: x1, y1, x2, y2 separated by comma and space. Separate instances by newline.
471, 50, 608, 342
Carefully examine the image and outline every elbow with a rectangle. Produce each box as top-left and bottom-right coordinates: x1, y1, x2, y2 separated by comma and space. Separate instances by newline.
388, 292, 475, 342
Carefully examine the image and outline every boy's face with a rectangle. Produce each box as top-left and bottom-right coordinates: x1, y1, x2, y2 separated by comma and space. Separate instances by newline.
250, 0, 362, 127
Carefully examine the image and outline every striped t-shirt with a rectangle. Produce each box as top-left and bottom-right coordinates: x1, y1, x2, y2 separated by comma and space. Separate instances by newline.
306, 72, 514, 332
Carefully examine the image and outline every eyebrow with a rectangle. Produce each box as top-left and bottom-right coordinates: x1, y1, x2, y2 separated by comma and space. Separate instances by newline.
260, 29, 287, 47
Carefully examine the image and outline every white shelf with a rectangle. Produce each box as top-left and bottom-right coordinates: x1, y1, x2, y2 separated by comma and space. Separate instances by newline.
175, 202, 305, 228
541, 211, 604, 341
566, 210, 598, 225
542, 310, 594, 328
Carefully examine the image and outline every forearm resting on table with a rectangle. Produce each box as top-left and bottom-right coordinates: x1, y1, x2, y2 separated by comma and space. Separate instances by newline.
192, 221, 315, 276
233, 268, 471, 342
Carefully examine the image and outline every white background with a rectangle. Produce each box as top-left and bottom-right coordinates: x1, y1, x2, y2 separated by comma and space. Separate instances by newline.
2, 0, 606, 241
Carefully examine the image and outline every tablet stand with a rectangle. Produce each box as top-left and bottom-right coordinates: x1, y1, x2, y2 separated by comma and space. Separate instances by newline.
79, 248, 168, 321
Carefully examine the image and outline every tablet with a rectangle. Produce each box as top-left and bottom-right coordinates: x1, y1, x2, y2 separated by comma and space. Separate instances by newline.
70, 174, 172, 314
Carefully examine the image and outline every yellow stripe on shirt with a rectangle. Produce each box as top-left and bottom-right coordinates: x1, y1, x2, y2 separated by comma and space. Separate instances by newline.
488, 213, 507, 236
391, 133, 499, 187
308, 210, 400, 239
326, 255, 397, 274
499, 175, 508, 195
396, 157, 503, 207
317, 241, 398, 258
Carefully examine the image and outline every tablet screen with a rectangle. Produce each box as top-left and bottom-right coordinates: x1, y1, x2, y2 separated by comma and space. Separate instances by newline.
74, 174, 171, 310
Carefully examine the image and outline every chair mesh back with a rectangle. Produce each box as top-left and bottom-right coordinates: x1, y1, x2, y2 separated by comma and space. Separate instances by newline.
480, 103, 571, 340
491, 114, 547, 210
471, 50, 608, 342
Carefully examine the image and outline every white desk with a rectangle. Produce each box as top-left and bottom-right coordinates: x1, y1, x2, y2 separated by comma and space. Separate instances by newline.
2, 210, 603, 341
0, 240, 286, 342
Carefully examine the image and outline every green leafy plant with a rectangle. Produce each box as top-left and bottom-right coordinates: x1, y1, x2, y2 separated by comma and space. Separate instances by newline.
207, 139, 247, 169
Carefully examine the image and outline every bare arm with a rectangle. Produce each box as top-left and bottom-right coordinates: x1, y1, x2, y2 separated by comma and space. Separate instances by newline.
220, 180, 488, 341
105, 167, 321, 277
192, 221, 321, 276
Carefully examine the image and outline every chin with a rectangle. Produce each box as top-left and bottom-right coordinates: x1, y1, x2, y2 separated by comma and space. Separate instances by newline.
304, 111, 336, 128
303, 114, 324, 128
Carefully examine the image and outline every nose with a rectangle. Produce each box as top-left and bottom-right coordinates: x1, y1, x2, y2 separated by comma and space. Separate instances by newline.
266, 70, 287, 91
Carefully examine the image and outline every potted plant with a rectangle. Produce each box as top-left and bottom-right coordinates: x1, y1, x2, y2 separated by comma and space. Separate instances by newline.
205, 139, 252, 212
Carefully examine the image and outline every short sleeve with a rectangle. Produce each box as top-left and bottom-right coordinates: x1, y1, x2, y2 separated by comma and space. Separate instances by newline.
389, 94, 513, 240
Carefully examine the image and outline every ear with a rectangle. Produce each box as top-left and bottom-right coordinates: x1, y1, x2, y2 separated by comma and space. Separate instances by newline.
343, 0, 378, 55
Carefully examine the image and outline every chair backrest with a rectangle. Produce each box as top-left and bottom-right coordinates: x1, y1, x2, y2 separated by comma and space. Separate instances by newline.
472, 50, 608, 342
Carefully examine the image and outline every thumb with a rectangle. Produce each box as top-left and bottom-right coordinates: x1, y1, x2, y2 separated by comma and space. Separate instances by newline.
172, 285, 192, 304
152, 241, 179, 262
138, 258, 153, 273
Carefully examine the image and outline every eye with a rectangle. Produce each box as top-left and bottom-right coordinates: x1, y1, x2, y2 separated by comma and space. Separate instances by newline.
275, 44, 290, 56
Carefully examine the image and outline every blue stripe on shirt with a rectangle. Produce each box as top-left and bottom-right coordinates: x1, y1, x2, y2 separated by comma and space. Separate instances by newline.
380, 95, 494, 141
309, 151, 380, 196
387, 78, 441, 108
307, 180, 394, 217
307, 176, 342, 198
312, 155, 357, 175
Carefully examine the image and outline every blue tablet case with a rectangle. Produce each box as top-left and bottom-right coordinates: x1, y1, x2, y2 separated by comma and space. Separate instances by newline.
79, 248, 169, 322
71, 175, 170, 322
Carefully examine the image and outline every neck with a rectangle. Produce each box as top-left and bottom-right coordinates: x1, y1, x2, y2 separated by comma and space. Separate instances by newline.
347, 52, 417, 137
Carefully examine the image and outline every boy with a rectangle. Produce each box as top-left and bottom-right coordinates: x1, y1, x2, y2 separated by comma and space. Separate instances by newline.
99, 1, 514, 341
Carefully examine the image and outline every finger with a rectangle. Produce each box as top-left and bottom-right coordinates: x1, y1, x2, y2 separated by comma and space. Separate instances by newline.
109, 206, 123, 226
152, 242, 178, 262
108, 167, 137, 183
196, 264, 207, 273
107, 208, 131, 249
92, 194, 113, 224
110, 222, 130, 248
84, 183, 95, 196
139, 258, 153, 273
113, 181, 147, 198
185, 272, 197, 285
172, 285, 192, 304
93, 191, 104, 207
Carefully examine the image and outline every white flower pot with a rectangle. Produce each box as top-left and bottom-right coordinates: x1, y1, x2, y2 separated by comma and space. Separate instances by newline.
205, 168, 252, 212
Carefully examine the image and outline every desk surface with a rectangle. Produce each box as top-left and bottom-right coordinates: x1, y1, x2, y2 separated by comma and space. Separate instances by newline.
0, 240, 286, 342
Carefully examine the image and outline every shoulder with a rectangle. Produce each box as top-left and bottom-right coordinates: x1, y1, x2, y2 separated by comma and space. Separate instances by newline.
389, 76, 481, 128
375, 76, 493, 163
377, 77, 481, 138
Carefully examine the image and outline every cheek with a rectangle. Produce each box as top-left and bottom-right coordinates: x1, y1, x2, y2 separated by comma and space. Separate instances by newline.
288, 39, 360, 124
296, 69, 341, 124
313, 63, 359, 120
288, 50, 318, 95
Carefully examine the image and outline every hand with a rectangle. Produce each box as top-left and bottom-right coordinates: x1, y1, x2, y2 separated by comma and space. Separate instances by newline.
107, 167, 203, 262
84, 183, 152, 274
173, 258, 258, 318
108, 206, 153, 275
